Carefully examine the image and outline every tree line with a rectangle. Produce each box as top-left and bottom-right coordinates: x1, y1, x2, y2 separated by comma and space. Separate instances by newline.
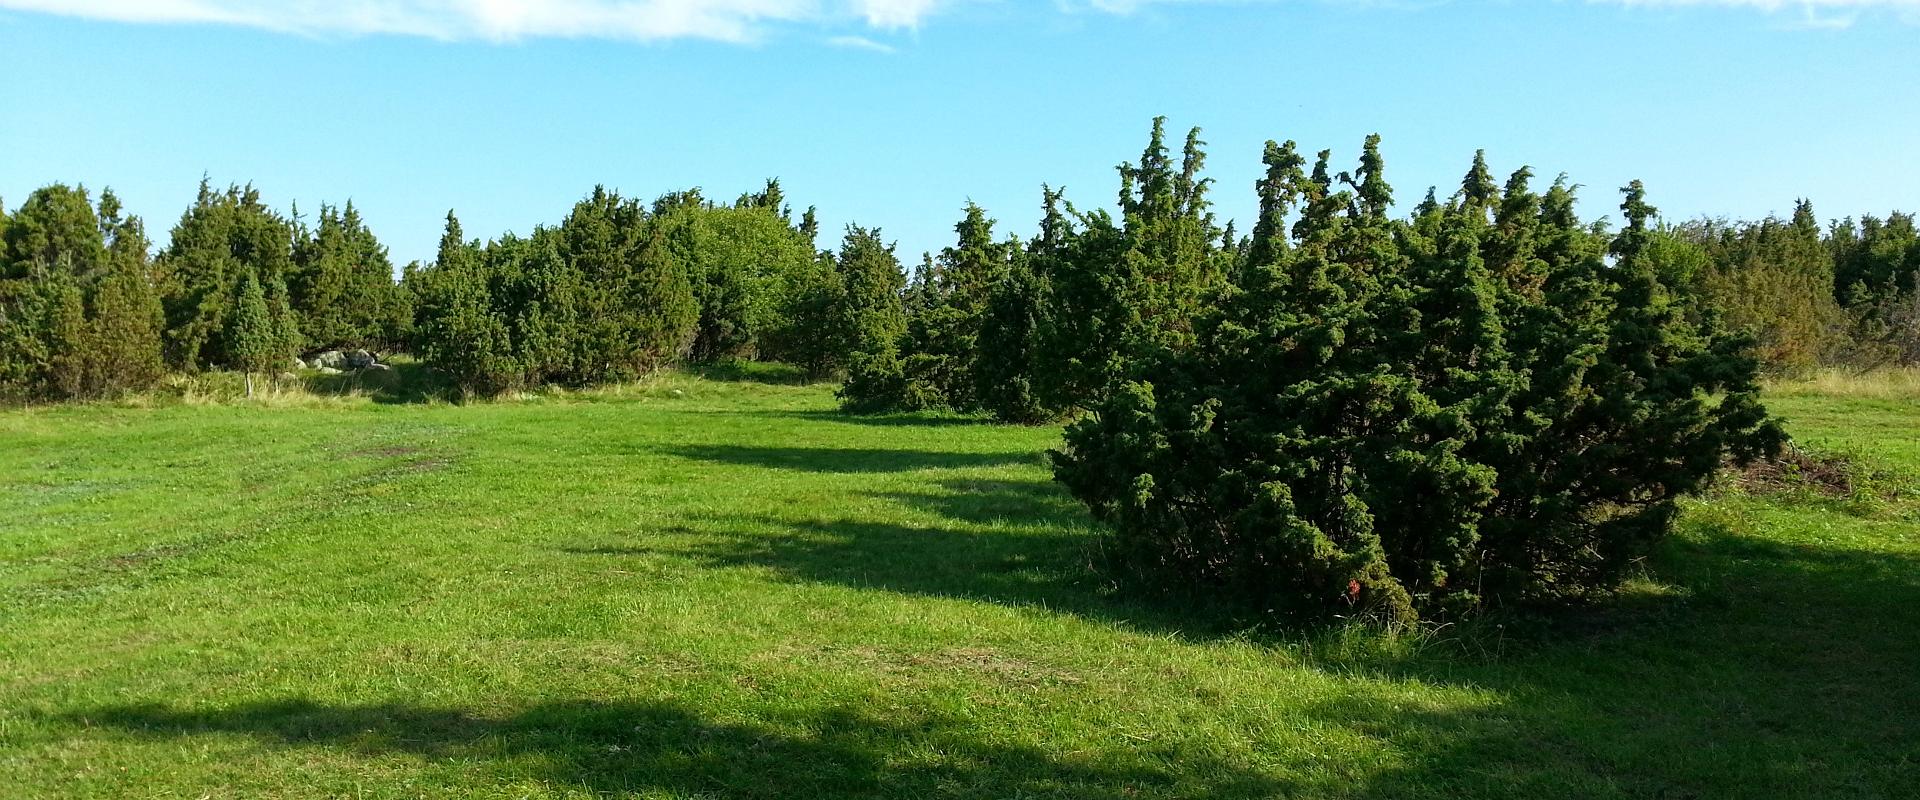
1682, 203, 1920, 370
0, 181, 412, 399
2, 120, 1911, 621
3, 129, 1911, 405
0, 178, 859, 400
845, 127, 1920, 423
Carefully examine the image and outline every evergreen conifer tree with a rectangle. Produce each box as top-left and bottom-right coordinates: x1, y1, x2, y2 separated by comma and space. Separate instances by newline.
412, 212, 519, 397
157, 180, 296, 371
832, 226, 910, 411
1053, 136, 1783, 624
227, 269, 275, 397
84, 189, 166, 396
974, 234, 1053, 422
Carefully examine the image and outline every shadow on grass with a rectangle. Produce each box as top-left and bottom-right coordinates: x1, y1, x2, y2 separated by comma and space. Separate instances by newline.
1297, 513, 1920, 798
880, 478, 1090, 529
67, 698, 1293, 799
301, 361, 450, 405
589, 482, 1920, 796
588, 476, 1265, 641
717, 408, 995, 428
689, 360, 817, 385
664, 445, 1042, 473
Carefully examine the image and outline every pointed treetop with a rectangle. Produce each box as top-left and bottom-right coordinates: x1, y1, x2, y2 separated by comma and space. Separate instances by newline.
1176, 125, 1214, 219
1790, 198, 1820, 238
1620, 180, 1655, 232
1542, 174, 1579, 230
1458, 149, 1498, 212
1249, 139, 1308, 267
1414, 187, 1441, 217
1353, 134, 1393, 220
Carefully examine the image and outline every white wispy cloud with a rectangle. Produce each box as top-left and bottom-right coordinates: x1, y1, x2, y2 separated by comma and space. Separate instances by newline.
853, 0, 940, 27
0, 0, 952, 43
826, 33, 897, 51
1594, 0, 1920, 28
1070, 0, 1920, 25
3, 0, 1913, 44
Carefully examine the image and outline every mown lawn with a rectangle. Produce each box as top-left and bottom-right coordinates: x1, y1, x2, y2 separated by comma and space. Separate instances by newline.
2, 370, 1915, 799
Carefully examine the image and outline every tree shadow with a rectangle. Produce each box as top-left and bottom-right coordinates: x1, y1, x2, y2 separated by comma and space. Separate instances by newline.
603, 486, 1261, 642
718, 408, 996, 428
663, 445, 1042, 473
583, 485, 1920, 795
689, 360, 817, 386
66, 698, 1294, 799
301, 361, 449, 405
1293, 514, 1920, 798
875, 478, 1090, 530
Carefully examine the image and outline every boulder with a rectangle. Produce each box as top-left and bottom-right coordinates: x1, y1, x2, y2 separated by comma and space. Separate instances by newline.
316, 366, 344, 375
308, 350, 348, 370
366, 363, 393, 372
291, 357, 307, 370
345, 349, 376, 369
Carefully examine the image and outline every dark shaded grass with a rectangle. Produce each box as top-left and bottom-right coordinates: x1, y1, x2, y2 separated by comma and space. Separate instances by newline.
66, 699, 1292, 799
664, 444, 1041, 473
5, 383, 1917, 798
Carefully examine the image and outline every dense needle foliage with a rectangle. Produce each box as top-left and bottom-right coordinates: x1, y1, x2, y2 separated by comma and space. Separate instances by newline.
1052, 139, 1787, 622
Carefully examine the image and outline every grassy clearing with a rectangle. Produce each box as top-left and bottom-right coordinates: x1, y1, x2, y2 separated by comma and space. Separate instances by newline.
1, 372, 1915, 798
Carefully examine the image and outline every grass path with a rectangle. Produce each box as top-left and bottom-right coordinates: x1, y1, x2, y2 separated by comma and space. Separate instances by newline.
1, 374, 1915, 798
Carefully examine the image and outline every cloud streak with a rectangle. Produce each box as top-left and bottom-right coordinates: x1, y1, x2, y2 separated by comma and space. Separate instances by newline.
2, 0, 1913, 44
826, 33, 897, 51
0, 0, 950, 43
1071, 0, 1920, 23
1594, 0, 1920, 28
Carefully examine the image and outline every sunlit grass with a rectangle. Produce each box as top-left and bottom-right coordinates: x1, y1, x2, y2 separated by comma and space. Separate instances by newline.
1766, 366, 1920, 402
0, 373, 1914, 798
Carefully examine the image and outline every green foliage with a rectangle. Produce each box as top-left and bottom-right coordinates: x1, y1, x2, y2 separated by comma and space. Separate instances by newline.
502, 230, 582, 385
560, 187, 699, 382
832, 226, 910, 412
759, 249, 842, 378
2, 183, 105, 283
157, 180, 297, 371
973, 239, 1054, 423
1026, 119, 1226, 415
0, 185, 166, 400
708, 204, 816, 361
1682, 200, 1844, 372
1833, 211, 1919, 306
226, 269, 280, 395
848, 203, 1012, 412
81, 191, 168, 396
636, 189, 819, 364
289, 202, 408, 353
1830, 212, 1920, 365
410, 187, 711, 396
1052, 141, 1784, 623
411, 213, 519, 397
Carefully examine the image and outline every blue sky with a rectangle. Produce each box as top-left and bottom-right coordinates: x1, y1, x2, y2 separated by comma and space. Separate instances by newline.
2, 1, 1917, 268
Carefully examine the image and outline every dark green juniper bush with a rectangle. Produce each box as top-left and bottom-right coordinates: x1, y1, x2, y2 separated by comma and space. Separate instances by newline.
1052, 140, 1786, 624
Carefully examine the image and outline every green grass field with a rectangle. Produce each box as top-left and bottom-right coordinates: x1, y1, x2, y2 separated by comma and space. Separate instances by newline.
3, 368, 1916, 799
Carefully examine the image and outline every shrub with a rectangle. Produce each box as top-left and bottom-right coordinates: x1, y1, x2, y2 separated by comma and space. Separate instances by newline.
1051, 139, 1784, 625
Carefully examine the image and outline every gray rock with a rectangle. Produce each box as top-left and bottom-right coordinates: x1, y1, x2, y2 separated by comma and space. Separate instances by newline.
345, 349, 376, 369
291, 357, 307, 370
308, 350, 348, 370
316, 366, 344, 375
366, 363, 393, 372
